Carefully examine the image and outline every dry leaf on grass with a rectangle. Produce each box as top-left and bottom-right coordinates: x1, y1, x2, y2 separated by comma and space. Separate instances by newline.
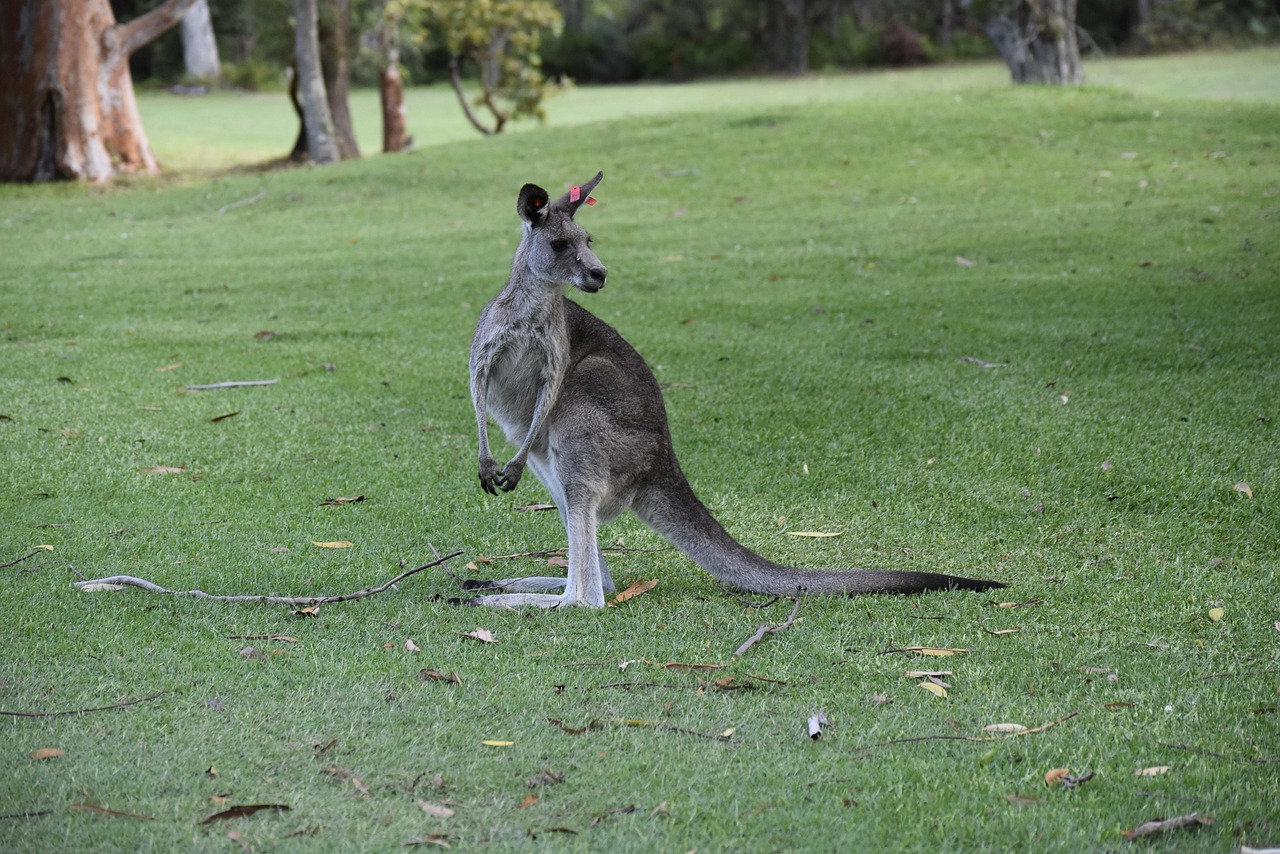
905, 646, 969, 657
1208, 607, 1225, 622
517, 794, 539, 809
1234, 481, 1253, 499
919, 682, 948, 698
200, 804, 290, 824
324, 765, 370, 798
419, 668, 462, 685
405, 639, 421, 653
142, 466, 186, 475
1135, 765, 1172, 777
456, 628, 496, 644
320, 496, 365, 507
984, 723, 1027, 734
417, 800, 456, 819
311, 540, 354, 549
29, 747, 63, 761
788, 531, 843, 538
481, 740, 514, 747
610, 578, 659, 605
227, 830, 251, 852
527, 770, 565, 787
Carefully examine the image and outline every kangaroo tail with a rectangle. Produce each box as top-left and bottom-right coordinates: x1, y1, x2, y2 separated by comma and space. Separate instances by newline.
635, 479, 1004, 596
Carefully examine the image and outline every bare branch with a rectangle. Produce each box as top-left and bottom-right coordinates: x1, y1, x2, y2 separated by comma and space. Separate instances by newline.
185, 379, 278, 390
72, 552, 463, 605
1, 690, 173, 718
733, 597, 803, 657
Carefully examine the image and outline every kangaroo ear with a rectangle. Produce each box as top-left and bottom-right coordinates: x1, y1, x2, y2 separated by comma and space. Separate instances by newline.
549, 171, 603, 217
518, 184, 550, 227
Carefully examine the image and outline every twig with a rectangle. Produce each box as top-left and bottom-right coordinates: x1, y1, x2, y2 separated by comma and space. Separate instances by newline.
960, 355, 1009, 369
185, 379, 279, 390
71, 552, 463, 605
734, 598, 803, 657
1121, 812, 1213, 841
1155, 741, 1278, 765
1, 550, 45, 570
0, 810, 53, 820
217, 191, 266, 214
850, 712, 1079, 756
0, 690, 173, 719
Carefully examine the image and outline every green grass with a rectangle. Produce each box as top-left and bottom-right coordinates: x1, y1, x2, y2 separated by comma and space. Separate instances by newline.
3, 51, 1279, 852
137, 47, 1280, 173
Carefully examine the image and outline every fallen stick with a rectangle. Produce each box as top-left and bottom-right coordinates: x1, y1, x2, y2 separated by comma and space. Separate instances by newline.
851, 712, 1079, 756
1, 549, 46, 569
734, 598, 803, 658
72, 552, 463, 605
1, 690, 173, 719
185, 379, 279, 390
217, 191, 266, 214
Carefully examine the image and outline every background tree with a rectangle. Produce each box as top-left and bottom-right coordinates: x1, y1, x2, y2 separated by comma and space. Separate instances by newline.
419, 0, 564, 135
293, 0, 340, 162
180, 0, 222, 81
0, 0, 197, 183
323, 0, 362, 158
982, 0, 1083, 84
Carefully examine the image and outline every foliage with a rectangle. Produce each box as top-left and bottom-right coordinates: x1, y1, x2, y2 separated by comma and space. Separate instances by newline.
2, 54, 1279, 851
414, 0, 564, 132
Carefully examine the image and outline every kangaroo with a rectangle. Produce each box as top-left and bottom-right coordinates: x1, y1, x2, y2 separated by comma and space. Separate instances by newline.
466, 171, 1004, 608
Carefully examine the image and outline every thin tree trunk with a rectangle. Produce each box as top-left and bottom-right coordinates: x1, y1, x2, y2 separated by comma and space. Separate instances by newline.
448, 56, 497, 135
0, 0, 196, 183
180, 0, 221, 80
380, 48, 408, 152
293, 0, 339, 164
324, 0, 360, 159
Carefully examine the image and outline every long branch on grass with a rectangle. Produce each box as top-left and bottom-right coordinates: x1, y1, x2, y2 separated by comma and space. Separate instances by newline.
850, 711, 1079, 756
1, 549, 46, 569
71, 552, 463, 605
0, 690, 173, 719
734, 598, 803, 658
185, 379, 279, 390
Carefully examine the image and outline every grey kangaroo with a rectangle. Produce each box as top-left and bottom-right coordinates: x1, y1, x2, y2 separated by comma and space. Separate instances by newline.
466, 171, 1003, 608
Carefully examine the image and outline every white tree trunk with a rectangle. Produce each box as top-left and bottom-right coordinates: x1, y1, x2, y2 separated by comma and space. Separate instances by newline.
180, 0, 221, 81
292, 0, 338, 164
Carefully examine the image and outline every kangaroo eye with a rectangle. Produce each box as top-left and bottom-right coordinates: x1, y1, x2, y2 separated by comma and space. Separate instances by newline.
550, 239, 569, 253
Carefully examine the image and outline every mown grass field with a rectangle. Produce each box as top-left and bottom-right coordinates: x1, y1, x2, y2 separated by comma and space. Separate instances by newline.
2, 51, 1278, 852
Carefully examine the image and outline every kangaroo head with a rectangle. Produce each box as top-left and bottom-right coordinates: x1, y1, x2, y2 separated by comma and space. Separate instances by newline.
515, 171, 607, 293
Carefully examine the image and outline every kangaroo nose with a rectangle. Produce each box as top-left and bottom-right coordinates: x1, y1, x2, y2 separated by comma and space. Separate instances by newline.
589, 266, 607, 286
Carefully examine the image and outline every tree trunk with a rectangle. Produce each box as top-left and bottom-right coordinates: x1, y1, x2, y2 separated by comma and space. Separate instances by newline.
768, 0, 808, 75
380, 49, 408, 153
560, 0, 585, 34
323, 0, 360, 159
984, 0, 1082, 85
0, 0, 197, 183
293, 0, 339, 164
180, 0, 221, 81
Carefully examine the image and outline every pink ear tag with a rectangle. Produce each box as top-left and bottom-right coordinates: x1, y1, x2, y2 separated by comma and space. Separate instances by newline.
570, 186, 581, 203
585, 196, 597, 205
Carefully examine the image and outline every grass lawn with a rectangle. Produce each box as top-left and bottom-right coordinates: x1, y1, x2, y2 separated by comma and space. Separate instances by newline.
2, 51, 1279, 851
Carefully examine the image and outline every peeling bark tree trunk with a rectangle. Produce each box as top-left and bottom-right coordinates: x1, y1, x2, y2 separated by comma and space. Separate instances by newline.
180, 0, 221, 81
0, 0, 197, 183
984, 0, 1083, 85
323, 0, 360, 159
293, 0, 339, 164
380, 49, 409, 153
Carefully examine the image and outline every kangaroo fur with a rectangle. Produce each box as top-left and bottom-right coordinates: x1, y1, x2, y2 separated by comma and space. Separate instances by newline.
466, 171, 1004, 608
